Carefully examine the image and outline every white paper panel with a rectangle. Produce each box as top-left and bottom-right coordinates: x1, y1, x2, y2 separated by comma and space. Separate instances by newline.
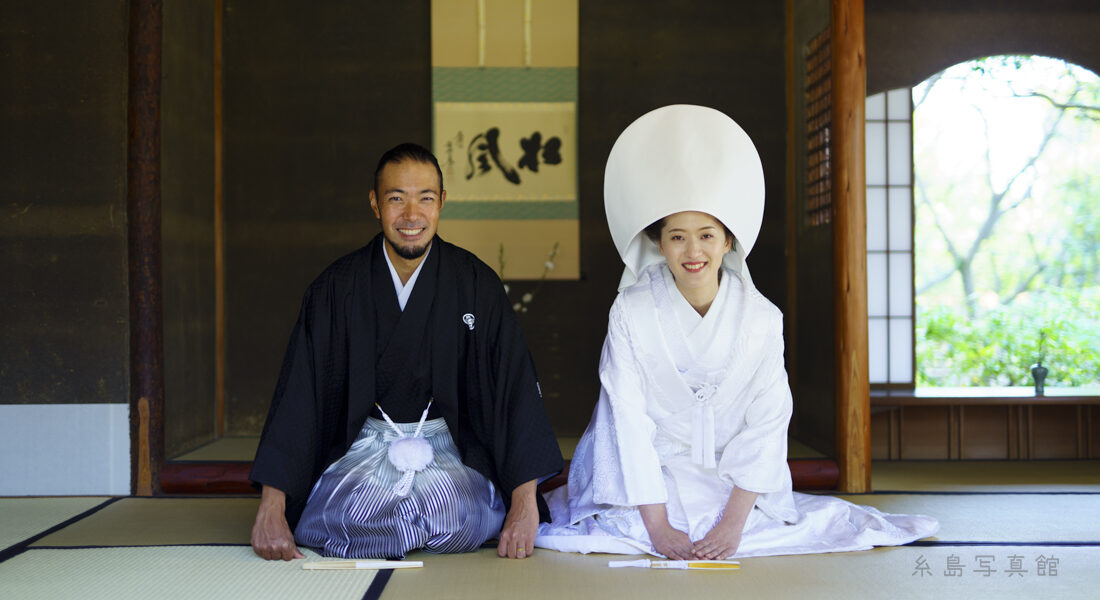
866, 122, 887, 186
865, 92, 886, 120
889, 253, 913, 317
887, 88, 911, 120
888, 186, 912, 251
888, 122, 911, 185
889, 318, 914, 383
868, 252, 888, 317
869, 317, 888, 384
867, 187, 888, 251
0, 404, 130, 495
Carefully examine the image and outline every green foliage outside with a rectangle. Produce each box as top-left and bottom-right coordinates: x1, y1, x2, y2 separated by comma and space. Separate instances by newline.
918, 288, 1100, 387
914, 55, 1100, 388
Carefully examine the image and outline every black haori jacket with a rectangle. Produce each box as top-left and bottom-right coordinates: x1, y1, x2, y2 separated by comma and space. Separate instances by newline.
250, 234, 563, 528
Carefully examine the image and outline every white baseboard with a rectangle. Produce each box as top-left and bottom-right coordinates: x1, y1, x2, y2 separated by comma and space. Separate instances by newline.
0, 403, 130, 495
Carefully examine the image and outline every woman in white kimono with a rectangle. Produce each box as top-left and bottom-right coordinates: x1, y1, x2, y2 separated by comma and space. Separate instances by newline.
536, 105, 938, 559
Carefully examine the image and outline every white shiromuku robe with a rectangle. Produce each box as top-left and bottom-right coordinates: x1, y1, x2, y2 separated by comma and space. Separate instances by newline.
535, 264, 938, 558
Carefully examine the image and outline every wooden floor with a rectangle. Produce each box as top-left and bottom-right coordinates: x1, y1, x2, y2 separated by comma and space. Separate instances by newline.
2, 461, 1098, 599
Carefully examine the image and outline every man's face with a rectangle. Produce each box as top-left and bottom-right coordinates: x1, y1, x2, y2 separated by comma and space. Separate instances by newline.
369, 159, 445, 261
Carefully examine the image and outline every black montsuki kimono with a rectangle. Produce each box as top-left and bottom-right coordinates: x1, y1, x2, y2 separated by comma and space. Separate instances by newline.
250, 234, 564, 528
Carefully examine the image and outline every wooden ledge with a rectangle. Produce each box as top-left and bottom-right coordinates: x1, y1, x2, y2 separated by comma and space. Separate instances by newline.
162, 458, 841, 495
872, 387, 1100, 406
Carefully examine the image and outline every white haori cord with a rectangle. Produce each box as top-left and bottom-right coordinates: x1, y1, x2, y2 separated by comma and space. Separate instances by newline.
375, 399, 435, 497
691, 384, 718, 469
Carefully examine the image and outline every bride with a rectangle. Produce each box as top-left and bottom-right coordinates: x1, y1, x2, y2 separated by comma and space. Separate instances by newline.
536, 105, 937, 559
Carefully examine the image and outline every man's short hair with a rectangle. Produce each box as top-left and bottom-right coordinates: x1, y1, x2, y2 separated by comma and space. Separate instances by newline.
373, 142, 444, 194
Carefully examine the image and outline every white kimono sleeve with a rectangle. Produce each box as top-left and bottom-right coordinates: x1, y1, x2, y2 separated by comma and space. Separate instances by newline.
716, 317, 793, 495
588, 299, 668, 507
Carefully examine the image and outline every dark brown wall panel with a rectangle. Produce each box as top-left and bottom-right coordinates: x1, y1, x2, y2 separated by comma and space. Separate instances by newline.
1031, 405, 1080, 459
1090, 406, 1099, 458
162, 0, 217, 457
871, 409, 890, 459
899, 406, 949, 459
0, 0, 129, 405
961, 405, 1009, 460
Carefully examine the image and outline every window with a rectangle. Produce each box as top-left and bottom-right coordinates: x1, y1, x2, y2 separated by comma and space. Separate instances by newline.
868, 56, 1100, 390
865, 89, 914, 386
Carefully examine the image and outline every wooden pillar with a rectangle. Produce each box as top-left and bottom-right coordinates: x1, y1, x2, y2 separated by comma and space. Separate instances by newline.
831, 0, 870, 493
128, 0, 164, 496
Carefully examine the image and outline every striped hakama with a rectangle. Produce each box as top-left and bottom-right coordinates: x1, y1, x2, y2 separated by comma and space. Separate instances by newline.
294, 417, 505, 559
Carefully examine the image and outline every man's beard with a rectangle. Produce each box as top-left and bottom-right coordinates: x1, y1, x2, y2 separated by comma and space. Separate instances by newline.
386, 235, 430, 260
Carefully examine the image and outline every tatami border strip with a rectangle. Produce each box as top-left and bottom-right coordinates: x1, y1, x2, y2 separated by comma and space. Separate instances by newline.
362, 568, 393, 600
848, 490, 1100, 496
911, 541, 1100, 547
29, 543, 252, 550
0, 497, 122, 564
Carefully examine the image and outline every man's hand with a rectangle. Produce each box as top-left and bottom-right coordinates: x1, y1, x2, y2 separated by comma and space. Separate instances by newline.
639, 503, 694, 559
497, 479, 539, 559
251, 485, 304, 561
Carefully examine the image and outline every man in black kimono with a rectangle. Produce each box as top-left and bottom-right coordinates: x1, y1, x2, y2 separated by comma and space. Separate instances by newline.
250, 143, 563, 561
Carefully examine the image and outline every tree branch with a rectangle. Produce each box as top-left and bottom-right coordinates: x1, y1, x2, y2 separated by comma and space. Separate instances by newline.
1012, 91, 1100, 119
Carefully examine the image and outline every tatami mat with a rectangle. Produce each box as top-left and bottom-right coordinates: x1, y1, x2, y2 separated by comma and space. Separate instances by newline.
0, 546, 377, 600
387, 545, 1097, 600
836, 493, 1100, 542
0, 497, 109, 550
5, 488, 1099, 600
23, 493, 1099, 550
31, 498, 257, 547
872, 460, 1100, 492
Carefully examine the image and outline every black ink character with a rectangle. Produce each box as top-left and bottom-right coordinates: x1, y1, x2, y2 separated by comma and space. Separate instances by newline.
466, 128, 520, 184
518, 132, 563, 173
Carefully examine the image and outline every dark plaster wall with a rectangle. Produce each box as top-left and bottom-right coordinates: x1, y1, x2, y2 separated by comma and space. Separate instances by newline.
221, 0, 426, 434
220, 0, 789, 437
0, 1, 129, 405
867, 0, 1100, 94
789, 0, 835, 455
162, 0, 217, 457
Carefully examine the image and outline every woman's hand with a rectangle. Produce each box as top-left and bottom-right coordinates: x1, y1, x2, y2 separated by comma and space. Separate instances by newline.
649, 522, 696, 559
692, 518, 742, 559
692, 486, 757, 560
639, 503, 694, 560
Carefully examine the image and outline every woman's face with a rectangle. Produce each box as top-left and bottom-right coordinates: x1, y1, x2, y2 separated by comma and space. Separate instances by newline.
657, 211, 732, 290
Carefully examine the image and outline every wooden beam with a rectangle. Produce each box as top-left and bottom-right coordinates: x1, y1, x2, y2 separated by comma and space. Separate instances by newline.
830, 0, 870, 493
127, 0, 164, 497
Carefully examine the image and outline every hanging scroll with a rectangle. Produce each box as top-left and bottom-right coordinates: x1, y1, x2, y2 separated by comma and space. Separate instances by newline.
431, 0, 579, 279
